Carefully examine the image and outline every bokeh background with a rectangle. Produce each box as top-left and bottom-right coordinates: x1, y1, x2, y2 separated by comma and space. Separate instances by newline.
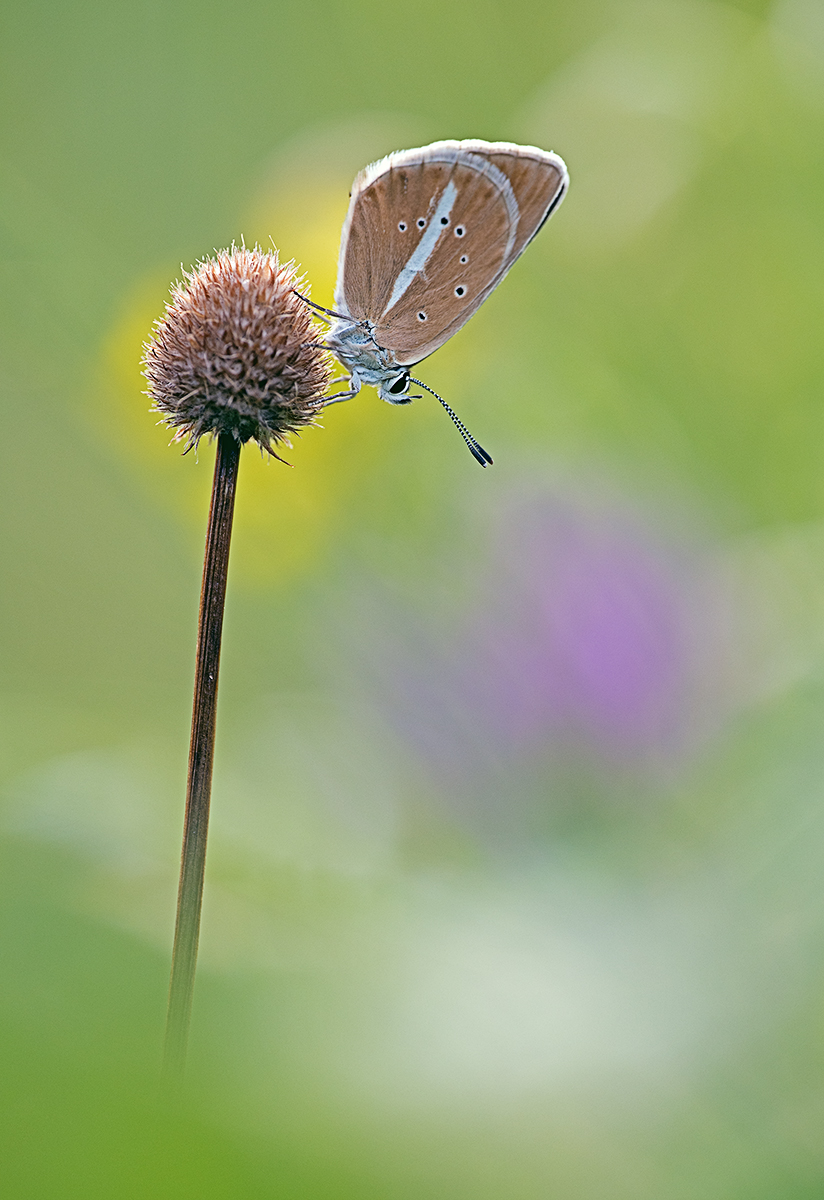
3, 0, 824, 1194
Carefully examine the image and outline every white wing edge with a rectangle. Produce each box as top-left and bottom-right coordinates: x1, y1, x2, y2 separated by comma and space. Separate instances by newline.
358, 139, 568, 192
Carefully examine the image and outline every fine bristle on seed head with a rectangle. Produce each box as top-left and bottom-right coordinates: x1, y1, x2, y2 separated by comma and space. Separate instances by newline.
144, 246, 330, 453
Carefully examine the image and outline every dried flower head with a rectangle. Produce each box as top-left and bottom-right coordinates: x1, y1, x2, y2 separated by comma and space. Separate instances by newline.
144, 246, 330, 453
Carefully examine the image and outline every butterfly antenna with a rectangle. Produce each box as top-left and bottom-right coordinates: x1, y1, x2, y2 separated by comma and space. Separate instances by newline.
291, 290, 350, 322
409, 377, 493, 467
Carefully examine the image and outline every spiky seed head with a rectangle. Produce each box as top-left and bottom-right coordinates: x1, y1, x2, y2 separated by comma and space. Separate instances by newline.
143, 246, 330, 454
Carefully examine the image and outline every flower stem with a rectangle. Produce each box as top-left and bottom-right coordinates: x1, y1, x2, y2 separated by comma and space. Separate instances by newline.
164, 432, 241, 1079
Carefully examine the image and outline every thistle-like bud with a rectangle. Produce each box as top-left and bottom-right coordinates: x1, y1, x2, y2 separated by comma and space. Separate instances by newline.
144, 246, 330, 453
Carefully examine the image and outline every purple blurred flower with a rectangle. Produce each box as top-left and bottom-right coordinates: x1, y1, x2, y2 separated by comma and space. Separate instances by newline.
473, 504, 686, 754
360, 487, 723, 797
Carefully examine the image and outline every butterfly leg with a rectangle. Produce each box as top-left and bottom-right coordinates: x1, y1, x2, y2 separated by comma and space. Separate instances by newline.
323, 383, 358, 406
323, 372, 361, 406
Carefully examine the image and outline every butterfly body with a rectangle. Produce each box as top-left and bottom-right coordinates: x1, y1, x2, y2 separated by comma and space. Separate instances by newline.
325, 317, 412, 404
319, 139, 568, 460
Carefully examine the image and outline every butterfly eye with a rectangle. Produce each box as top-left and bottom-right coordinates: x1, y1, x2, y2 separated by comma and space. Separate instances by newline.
455, 286, 466, 297
398, 221, 407, 232
417, 218, 426, 229
388, 373, 409, 394
460, 255, 468, 264
455, 226, 465, 237
417, 311, 427, 322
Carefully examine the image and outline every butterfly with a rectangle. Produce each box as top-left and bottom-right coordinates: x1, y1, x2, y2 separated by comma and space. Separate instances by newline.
299, 139, 568, 466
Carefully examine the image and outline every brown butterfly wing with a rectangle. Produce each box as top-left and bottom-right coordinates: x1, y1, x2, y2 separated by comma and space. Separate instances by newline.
335, 158, 457, 321
335, 141, 568, 364
373, 158, 515, 363
484, 146, 567, 263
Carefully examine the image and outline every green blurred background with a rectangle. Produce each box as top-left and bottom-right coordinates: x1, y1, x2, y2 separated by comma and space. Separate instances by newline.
3, 0, 824, 1194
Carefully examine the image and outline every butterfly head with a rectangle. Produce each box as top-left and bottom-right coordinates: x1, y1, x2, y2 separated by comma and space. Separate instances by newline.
380, 369, 412, 405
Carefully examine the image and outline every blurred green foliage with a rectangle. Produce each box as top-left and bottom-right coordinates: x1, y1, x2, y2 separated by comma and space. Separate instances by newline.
3, 0, 824, 1194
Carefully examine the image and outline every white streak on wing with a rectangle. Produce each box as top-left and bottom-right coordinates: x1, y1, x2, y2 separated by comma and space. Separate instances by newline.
382, 180, 458, 315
